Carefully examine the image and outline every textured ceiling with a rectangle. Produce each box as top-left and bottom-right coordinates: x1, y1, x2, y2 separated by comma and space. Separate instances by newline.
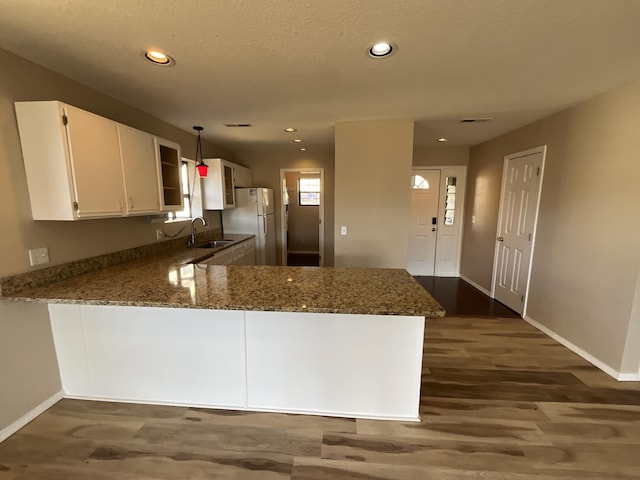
1, 0, 640, 154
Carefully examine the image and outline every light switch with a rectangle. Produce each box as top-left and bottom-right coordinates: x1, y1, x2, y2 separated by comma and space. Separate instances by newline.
340, 226, 347, 235
28, 247, 50, 266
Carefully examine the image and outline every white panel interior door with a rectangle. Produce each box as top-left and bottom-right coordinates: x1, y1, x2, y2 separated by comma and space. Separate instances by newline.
494, 150, 544, 314
407, 170, 441, 275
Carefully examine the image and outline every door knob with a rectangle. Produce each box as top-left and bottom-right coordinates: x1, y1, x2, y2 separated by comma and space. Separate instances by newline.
432, 227, 437, 232
497, 236, 504, 242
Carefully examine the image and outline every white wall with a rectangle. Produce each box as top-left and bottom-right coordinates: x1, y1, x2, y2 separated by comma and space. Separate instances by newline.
334, 120, 414, 268
461, 78, 640, 376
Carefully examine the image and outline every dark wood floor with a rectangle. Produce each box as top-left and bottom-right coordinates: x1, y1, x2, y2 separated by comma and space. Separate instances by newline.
415, 276, 519, 317
287, 253, 320, 267
1, 282, 640, 479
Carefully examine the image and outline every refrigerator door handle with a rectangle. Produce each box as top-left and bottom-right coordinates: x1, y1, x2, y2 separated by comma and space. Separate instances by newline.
263, 216, 267, 236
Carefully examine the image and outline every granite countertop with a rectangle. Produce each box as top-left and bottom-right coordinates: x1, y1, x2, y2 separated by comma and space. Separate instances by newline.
1, 240, 445, 318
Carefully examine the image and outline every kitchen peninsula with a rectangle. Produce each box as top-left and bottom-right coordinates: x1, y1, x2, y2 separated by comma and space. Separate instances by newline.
1, 242, 444, 421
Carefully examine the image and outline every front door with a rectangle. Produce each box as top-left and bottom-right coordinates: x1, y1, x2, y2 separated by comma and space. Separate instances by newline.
407, 170, 441, 275
494, 149, 545, 314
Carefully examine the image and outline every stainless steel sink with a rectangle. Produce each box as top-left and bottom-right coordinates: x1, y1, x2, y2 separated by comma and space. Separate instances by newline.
194, 240, 235, 249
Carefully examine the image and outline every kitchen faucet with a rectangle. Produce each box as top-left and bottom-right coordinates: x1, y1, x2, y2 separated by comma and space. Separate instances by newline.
189, 216, 208, 246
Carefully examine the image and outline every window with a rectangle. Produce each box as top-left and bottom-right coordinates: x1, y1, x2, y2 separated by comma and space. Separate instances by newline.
166, 161, 192, 221
298, 177, 320, 206
444, 176, 456, 225
410, 174, 430, 189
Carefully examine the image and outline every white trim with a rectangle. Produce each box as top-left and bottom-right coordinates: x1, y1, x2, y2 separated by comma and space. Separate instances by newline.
0, 390, 64, 443
62, 395, 420, 422
459, 274, 492, 297
280, 168, 325, 266
524, 315, 640, 381
491, 145, 547, 317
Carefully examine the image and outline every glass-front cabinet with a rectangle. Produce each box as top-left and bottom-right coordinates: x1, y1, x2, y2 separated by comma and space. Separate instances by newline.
155, 137, 183, 211
202, 158, 236, 210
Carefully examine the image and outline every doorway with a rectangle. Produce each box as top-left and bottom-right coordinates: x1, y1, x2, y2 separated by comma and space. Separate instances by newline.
407, 166, 467, 276
491, 146, 546, 316
280, 168, 325, 266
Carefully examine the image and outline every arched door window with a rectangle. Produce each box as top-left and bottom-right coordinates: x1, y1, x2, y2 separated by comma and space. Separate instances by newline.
410, 174, 430, 189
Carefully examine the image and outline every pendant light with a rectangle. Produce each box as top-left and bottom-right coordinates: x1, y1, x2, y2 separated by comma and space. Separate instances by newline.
193, 126, 208, 177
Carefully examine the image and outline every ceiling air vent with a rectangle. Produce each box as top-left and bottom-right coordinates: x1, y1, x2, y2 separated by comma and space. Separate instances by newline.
460, 118, 493, 123
224, 123, 253, 127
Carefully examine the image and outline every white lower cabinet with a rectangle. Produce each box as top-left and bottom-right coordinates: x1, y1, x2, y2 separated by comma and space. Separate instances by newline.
49, 304, 246, 408
48, 304, 424, 420
244, 311, 424, 419
200, 238, 255, 265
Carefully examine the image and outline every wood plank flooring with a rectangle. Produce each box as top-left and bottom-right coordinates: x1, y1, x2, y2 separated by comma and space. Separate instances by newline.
414, 276, 519, 317
2, 316, 640, 477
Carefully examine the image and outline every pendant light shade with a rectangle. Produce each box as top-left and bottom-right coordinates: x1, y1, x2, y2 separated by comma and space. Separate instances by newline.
193, 126, 208, 177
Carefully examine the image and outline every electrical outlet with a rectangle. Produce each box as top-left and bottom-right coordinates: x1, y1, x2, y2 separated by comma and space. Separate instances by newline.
28, 247, 49, 266
340, 226, 347, 235
156, 229, 164, 241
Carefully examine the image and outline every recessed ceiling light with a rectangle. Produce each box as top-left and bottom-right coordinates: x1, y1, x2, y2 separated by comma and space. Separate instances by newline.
144, 49, 175, 66
437, 137, 449, 142
293, 139, 303, 143
369, 42, 395, 58
284, 127, 297, 133
299, 148, 307, 151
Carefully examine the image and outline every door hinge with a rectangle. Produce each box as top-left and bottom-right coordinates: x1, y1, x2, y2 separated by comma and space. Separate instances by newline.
62, 114, 68, 125
536, 166, 540, 176
528, 233, 532, 241
73, 201, 79, 211
521, 295, 524, 302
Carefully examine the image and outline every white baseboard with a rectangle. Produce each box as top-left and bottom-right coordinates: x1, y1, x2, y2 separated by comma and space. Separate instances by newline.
0, 390, 64, 443
459, 274, 492, 297
63, 395, 420, 422
524, 315, 640, 381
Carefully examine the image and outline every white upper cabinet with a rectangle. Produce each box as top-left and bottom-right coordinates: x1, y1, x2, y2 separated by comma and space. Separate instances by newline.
202, 158, 236, 210
16, 101, 126, 220
15, 101, 183, 220
234, 164, 253, 188
117, 124, 161, 215
155, 138, 184, 212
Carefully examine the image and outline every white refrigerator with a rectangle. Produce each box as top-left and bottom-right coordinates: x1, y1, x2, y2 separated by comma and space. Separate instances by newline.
222, 188, 277, 265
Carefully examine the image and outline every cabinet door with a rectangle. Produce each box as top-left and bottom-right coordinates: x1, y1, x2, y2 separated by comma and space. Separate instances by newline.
234, 164, 253, 188
244, 239, 256, 265
222, 160, 236, 208
202, 158, 235, 210
156, 137, 184, 211
64, 105, 125, 217
201, 248, 234, 265
118, 125, 161, 215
